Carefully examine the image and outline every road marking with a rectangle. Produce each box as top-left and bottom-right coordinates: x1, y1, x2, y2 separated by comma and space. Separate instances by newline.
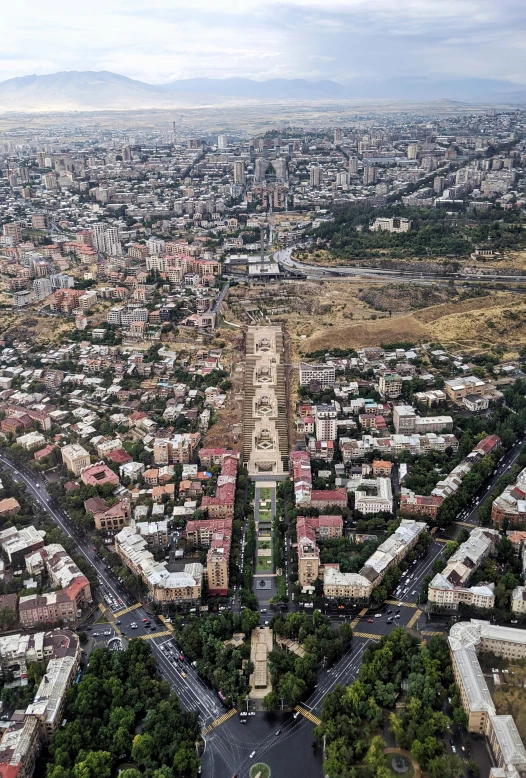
137, 630, 172, 640
201, 708, 237, 735
159, 615, 174, 632
295, 705, 321, 726
352, 632, 381, 640
434, 538, 448, 544
422, 630, 444, 637
406, 609, 422, 629
455, 521, 474, 528
351, 608, 368, 627
113, 602, 141, 617
385, 599, 418, 609
98, 603, 122, 635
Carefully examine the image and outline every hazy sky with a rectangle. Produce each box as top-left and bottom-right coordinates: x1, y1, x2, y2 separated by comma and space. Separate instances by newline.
3, 0, 526, 84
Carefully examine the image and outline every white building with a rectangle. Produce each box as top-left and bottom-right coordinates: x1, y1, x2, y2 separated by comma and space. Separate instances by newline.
299, 363, 336, 387
348, 475, 393, 514
315, 403, 338, 442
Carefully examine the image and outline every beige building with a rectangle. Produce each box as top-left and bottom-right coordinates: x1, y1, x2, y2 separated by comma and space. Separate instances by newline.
511, 587, 526, 614
207, 547, 229, 594
378, 372, 402, 398
298, 537, 320, 587
114, 527, 202, 603
61, 443, 91, 475
25, 655, 79, 741
449, 620, 526, 775
444, 376, 486, 404
323, 567, 372, 600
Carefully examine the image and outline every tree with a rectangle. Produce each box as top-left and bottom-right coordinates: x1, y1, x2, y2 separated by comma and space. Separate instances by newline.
173, 747, 199, 777
73, 751, 112, 778
452, 706, 468, 728
278, 672, 306, 707
118, 771, 142, 778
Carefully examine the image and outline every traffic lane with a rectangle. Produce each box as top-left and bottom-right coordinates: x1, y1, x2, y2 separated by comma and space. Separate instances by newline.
0, 456, 125, 603
464, 440, 524, 523
239, 717, 321, 778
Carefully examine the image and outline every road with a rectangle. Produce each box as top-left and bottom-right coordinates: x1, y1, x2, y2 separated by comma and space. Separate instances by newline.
275, 246, 526, 284
0, 454, 224, 729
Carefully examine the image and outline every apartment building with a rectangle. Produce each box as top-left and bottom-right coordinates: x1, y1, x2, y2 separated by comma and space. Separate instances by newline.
299, 363, 336, 388
152, 433, 201, 465
511, 587, 526, 614
296, 515, 343, 589
184, 518, 232, 596
310, 488, 347, 511
0, 526, 45, 569
428, 527, 500, 611
80, 463, 119, 488
378, 372, 402, 398
290, 450, 312, 506
0, 714, 41, 778
26, 655, 79, 742
492, 467, 526, 527
61, 443, 90, 475
134, 519, 169, 548
400, 491, 444, 520
351, 476, 393, 515
393, 405, 453, 434
449, 620, 526, 775
115, 527, 202, 603
359, 520, 427, 587
323, 567, 373, 600
20, 544, 92, 628
201, 452, 238, 519
341, 432, 458, 462
315, 403, 338, 441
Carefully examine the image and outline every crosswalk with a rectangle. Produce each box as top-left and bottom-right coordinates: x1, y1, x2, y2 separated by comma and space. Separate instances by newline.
113, 602, 141, 618
351, 607, 368, 628
201, 708, 237, 736
385, 599, 418, 609
159, 615, 174, 632
353, 631, 381, 641
295, 705, 321, 726
422, 630, 444, 637
407, 609, 422, 629
137, 630, 172, 640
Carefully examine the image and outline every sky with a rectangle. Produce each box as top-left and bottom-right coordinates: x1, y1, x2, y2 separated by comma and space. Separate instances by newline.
2, 0, 526, 86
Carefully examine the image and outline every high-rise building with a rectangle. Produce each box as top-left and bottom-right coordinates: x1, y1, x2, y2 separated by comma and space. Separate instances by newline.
334, 128, 343, 143
407, 142, 418, 160
91, 224, 122, 256
43, 172, 58, 190
348, 157, 358, 175
363, 165, 377, 185
254, 158, 267, 182
218, 135, 228, 149
309, 166, 322, 188
233, 160, 245, 185
2, 222, 22, 244
272, 158, 288, 182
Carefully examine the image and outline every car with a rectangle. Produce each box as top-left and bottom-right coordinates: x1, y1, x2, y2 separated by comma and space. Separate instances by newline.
511, 620, 518, 624
131, 623, 137, 629
103, 631, 111, 636
397, 602, 403, 606
275, 729, 281, 736
142, 618, 149, 623
374, 613, 381, 618
449, 738, 454, 746
387, 610, 392, 614
293, 712, 299, 719
115, 620, 121, 625
260, 608, 267, 613
451, 746, 456, 754
249, 752, 255, 759
394, 614, 400, 619
92, 632, 100, 637
179, 654, 184, 661
367, 618, 374, 623
181, 672, 187, 678
411, 590, 417, 596
387, 618, 393, 623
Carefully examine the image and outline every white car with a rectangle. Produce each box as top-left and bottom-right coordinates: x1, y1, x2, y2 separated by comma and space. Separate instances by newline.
131, 622, 138, 629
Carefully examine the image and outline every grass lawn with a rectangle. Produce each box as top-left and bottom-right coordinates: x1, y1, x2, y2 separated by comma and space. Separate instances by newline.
250, 764, 271, 778
257, 557, 272, 571
258, 540, 271, 549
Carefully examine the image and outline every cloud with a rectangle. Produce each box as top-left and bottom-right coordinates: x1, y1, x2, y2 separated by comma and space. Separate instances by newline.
0, 0, 525, 85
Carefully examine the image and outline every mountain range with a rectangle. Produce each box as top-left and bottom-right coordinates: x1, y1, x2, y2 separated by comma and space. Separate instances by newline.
0, 70, 525, 112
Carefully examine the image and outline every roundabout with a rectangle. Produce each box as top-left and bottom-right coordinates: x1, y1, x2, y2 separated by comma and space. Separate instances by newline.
250, 763, 271, 778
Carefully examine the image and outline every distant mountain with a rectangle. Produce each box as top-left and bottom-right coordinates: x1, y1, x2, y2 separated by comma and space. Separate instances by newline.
0, 70, 524, 112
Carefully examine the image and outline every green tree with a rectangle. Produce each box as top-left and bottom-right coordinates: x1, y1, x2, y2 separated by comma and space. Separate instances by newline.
73, 751, 112, 778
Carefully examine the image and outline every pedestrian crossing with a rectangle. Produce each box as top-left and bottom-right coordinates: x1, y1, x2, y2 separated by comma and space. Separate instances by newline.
295, 706, 321, 726
385, 599, 418, 609
407, 609, 422, 629
137, 630, 172, 640
201, 708, 237, 736
353, 632, 381, 641
159, 615, 174, 632
351, 607, 368, 628
113, 602, 141, 618
422, 630, 444, 637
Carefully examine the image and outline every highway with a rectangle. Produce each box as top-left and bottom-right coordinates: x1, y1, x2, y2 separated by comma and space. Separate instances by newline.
275, 245, 526, 285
